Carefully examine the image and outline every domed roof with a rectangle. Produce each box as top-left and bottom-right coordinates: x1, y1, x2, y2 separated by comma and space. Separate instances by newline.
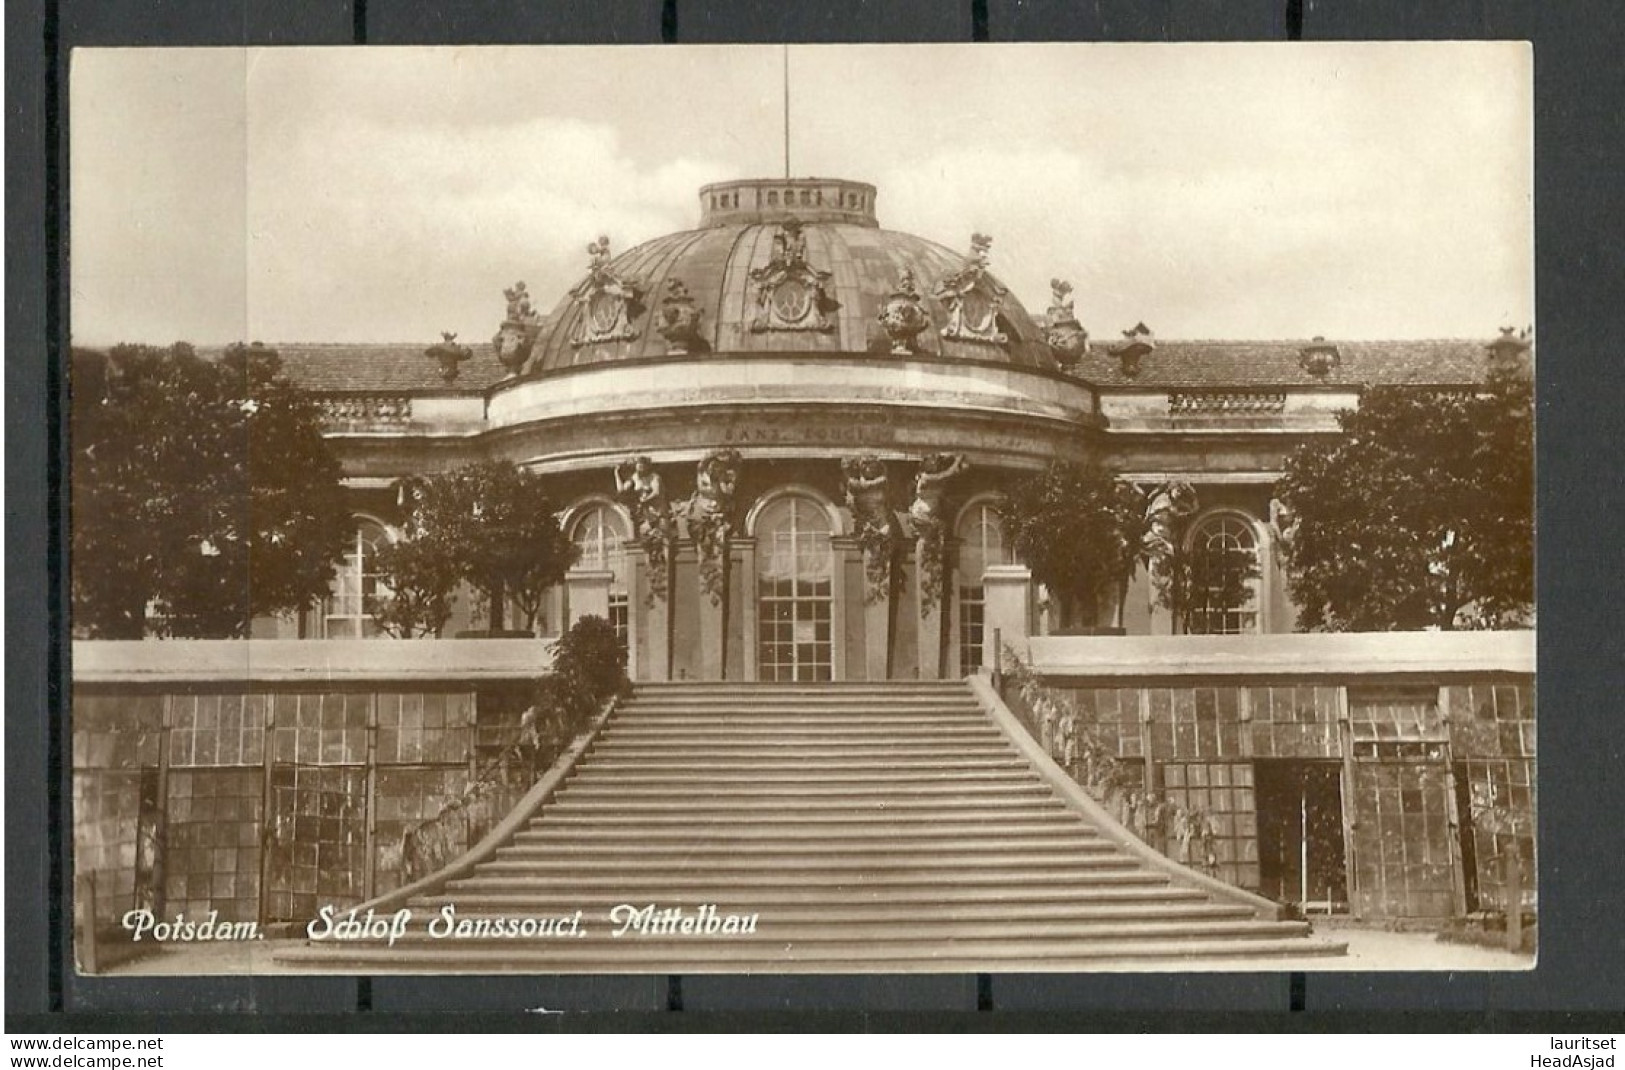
522, 178, 1056, 375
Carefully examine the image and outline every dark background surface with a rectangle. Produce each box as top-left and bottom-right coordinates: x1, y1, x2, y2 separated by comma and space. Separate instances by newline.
8, 0, 1623, 1029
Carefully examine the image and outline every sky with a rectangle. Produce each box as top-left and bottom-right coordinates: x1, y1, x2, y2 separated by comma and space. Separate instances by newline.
69, 43, 1533, 346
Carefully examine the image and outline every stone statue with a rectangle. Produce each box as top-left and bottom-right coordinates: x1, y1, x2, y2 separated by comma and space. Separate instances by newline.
424, 331, 473, 383
931, 234, 1008, 344
909, 452, 970, 533
841, 455, 891, 526
686, 448, 743, 604
614, 456, 675, 601
493, 282, 544, 378
877, 267, 931, 355
1044, 277, 1089, 363
614, 456, 672, 542
1141, 480, 1200, 562
842, 455, 897, 603
1268, 497, 1298, 557
910, 452, 969, 611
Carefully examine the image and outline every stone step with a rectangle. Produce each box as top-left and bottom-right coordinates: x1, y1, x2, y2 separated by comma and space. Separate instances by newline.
540, 795, 1071, 815
616, 704, 987, 718
408, 898, 1249, 924
443, 867, 1159, 894
601, 723, 1003, 738
582, 742, 1018, 760
561, 770, 1038, 789
559, 774, 1046, 790
358, 918, 1313, 949
514, 816, 1095, 838
535, 806, 1077, 828
497, 836, 1109, 858
480, 847, 1131, 871
414, 883, 1213, 911
274, 935, 1345, 972
565, 758, 1032, 777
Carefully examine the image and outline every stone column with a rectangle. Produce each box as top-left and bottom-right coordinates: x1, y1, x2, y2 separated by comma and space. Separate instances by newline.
564, 568, 612, 629
830, 535, 862, 681
734, 537, 759, 682
696, 544, 728, 681
915, 538, 946, 679
982, 563, 1034, 673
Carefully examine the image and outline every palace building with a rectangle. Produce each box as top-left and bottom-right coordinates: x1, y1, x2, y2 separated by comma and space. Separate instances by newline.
264, 176, 1512, 680
71, 178, 1534, 959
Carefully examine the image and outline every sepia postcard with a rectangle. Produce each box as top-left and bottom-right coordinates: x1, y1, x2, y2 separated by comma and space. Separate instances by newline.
67, 42, 1536, 976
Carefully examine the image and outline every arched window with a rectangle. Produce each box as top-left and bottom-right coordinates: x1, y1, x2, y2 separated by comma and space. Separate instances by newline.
323, 519, 389, 639
1185, 514, 1262, 635
955, 501, 1009, 675
570, 503, 630, 645
755, 495, 834, 682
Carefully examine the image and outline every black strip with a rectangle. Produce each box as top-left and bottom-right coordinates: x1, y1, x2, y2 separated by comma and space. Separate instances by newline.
356, 977, 372, 1012
971, 0, 989, 42
661, 0, 678, 44
666, 975, 684, 1012
43, 0, 64, 1013
1289, 972, 1306, 1012
1285, 0, 1303, 40
352, 0, 367, 46
976, 974, 993, 1011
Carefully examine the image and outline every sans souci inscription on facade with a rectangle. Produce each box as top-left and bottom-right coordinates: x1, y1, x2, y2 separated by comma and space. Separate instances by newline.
716, 421, 1037, 453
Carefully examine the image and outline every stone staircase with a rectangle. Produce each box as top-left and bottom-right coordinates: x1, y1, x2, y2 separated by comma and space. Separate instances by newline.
276, 681, 1343, 972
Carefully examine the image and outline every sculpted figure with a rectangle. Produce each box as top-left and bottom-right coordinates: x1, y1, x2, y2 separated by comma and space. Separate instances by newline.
686, 448, 743, 604
1141, 481, 1200, 561
841, 455, 891, 527
1268, 497, 1299, 557
614, 456, 672, 543
910, 452, 970, 532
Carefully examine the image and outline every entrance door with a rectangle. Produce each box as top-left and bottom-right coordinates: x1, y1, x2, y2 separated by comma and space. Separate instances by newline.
756, 495, 834, 682
1256, 761, 1349, 913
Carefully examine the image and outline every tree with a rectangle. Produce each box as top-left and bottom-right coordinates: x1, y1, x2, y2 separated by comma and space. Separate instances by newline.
997, 461, 1146, 631
367, 536, 460, 638
391, 461, 578, 634
1275, 368, 1534, 631
71, 343, 352, 638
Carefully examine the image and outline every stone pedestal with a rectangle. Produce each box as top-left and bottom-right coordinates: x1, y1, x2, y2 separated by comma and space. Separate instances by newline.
698, 562, 728, 681
564, 569, 612, 629
982, 564, 1034, 673
631, 551, 673, 682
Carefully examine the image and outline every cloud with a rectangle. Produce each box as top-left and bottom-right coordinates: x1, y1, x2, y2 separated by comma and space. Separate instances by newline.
246, 113, 737, 342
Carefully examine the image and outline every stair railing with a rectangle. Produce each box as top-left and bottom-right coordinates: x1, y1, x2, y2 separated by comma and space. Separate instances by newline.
997, 642, 1219, 873
398, 709, 561, 886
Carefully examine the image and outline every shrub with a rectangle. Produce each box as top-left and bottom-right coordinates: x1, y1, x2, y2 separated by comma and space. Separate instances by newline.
551, 614, 631, 707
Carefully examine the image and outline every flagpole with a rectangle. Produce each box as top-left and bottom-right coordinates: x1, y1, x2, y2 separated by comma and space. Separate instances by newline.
783, 45, 790, 179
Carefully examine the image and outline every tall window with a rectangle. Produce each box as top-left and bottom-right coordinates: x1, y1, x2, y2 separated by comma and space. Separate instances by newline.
756, 495, 834, 682
323, 520, 388, 639
1185, 514, 1262, 635
570, 504, 630, 645
956, 501, 1008, 675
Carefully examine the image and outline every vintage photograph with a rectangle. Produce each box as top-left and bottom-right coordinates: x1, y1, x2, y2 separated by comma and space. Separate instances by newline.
68, 42, 1535, 975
